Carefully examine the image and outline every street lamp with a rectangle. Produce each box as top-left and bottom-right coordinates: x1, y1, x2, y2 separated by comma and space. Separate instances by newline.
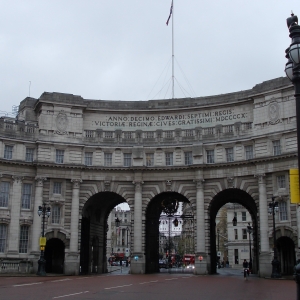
285, 13, 300, 176
246, 223, 253, 268
217, 228, 220, 252
37, 203, 51, 276
268, 197, 281, 278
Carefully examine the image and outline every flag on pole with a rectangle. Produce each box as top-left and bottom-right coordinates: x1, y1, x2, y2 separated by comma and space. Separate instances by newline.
166, 0, 173, 26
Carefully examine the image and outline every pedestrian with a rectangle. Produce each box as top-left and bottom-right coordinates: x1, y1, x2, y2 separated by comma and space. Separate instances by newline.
243, 259, 249, 280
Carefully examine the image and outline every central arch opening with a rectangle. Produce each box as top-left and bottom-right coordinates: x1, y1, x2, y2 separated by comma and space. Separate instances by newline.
145, 192, 194, 274
209, 188, 258, 275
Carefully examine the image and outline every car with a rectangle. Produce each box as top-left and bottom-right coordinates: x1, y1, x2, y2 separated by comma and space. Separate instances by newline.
186, 264, 195, 269
159, 259, 168, 268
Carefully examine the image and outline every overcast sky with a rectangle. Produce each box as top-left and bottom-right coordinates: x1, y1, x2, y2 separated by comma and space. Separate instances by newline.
0, 0, 298, 115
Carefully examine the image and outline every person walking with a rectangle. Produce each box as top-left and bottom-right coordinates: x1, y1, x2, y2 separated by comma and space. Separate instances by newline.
243, 259, 249, 280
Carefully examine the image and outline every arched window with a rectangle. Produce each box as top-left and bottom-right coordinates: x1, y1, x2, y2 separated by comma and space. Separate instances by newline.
52, 205, 61, 224
0, 224, 7, 252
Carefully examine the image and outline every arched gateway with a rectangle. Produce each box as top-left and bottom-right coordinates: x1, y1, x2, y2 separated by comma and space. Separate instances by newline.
0, 77, 298, 277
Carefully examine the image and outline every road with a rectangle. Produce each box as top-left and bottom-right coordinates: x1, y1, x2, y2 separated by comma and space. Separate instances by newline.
0, 270, 295, 300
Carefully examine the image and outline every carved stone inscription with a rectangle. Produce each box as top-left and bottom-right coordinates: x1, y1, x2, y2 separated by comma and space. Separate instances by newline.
89, 105, 253, 130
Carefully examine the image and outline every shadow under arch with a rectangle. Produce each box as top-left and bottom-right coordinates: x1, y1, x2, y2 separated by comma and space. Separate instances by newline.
145, 191, 192, 274
209, 188, 258, 275
44, 238, 65, 274
80, 191, 127, 275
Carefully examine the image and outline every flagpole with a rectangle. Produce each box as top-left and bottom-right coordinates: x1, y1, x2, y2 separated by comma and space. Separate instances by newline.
172, 0, 174, 99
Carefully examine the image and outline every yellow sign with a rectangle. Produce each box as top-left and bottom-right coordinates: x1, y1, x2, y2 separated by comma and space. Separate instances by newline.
39, 237, 46, 247
290, 169, 300, 203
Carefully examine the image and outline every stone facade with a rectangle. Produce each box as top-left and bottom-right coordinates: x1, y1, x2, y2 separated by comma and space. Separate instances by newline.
0, 76, 298, 277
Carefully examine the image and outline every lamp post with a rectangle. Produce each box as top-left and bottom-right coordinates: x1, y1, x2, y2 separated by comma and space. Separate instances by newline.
285, 13, 300, 297
246, 223, 253, 268
217, 228, 220, 252
268, 197, 281, 278
37, 203, 51, 276
285, 13, 300, 175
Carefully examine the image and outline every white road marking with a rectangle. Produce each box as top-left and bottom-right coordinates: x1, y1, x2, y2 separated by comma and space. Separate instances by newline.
53, 291, 89, 299
13, 282, 43, 287
165, 278, 178, 281
105, 284, 133, 290
182, 277, 192, 279
51, 278, 72, 282
139, 280, 158, 284
76, 277, 89, 280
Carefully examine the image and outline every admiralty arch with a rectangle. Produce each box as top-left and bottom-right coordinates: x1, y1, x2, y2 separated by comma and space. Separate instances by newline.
0, 76, 298, 277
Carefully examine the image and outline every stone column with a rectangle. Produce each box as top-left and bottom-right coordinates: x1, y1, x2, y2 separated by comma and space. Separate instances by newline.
194, 178, 207, 274
65, 179, 82, 275
31, 177, 47, 254
69, 179, 82, 252
256, 174, 271, 277
131, 178, 144, 274
7, 176, 24, 256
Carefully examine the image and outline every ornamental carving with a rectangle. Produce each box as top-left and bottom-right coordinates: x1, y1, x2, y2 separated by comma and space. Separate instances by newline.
268, 101, 280, 125
71, 179, 82, 189
254, 173, 266, 184
55, 111, 69, 134
12, 176, 24, 183
133, 181, 143, 191
194, 179, 205, 189
35, 176, 47, 186
166, 180, 172, 191
227, 177, 235, 188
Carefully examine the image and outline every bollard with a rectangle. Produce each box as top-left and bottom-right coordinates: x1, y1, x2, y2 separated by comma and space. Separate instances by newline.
294, 260, 300, 300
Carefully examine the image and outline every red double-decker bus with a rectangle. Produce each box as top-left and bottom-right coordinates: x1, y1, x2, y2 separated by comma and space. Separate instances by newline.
183, 254, 195, 266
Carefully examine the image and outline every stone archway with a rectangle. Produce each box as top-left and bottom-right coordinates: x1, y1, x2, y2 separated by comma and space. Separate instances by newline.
44, 238, 65, 274
79, 191, 127, 275
145, 191, 192, 274
208, 188, 258, 274
276, 228, 297, 275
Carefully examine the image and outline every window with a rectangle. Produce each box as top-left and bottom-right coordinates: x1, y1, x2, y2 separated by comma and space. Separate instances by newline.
165, 152, 173, 166
104, 153, 112, 166
104, 131, 113, 139
242, 229, 247, 240
234, 229, 238, 240
0, 224, 7, 252
146, 153, 154, 166
25, 148, 34, 162
53, 182, 62, 194
124, 153, 132, 167
21, 183, 32, 209
184, 152, 193, 165
277, 175, 286, 189
245, 145, 253, 160
0, 182, 10, 207
19, 226, 29, 253
273, 140, 281, 156
242, 211, 246, 221
207, 150, 214, 164
279, 202, 288, 221
226, 148, 234, 162
52, 205, 61, 224
4, 145, 13, 160
85, 130, 94, 138
145, 132, 154, 139
56, 149, 64, 164
124, 132, 133, 139
85, 152, 93, 166
165, 131, 173, 138
185, 130, 194, 137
